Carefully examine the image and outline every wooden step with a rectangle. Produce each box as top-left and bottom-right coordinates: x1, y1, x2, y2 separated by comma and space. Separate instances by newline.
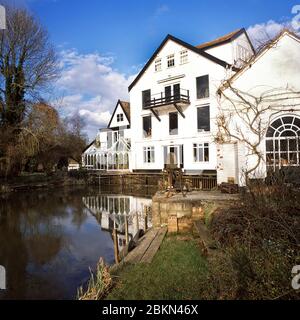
140, 227, 167, 263
124, 228, 158, 264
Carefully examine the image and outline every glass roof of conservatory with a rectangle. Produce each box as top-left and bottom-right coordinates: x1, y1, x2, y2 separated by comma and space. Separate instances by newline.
108, 138, 131, 152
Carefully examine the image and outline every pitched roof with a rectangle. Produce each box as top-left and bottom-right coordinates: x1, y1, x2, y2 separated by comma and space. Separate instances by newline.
219, 29, 300, 90
107, 100, 130, 128
128, 34, 239, 92
119, 100, 130, 120
196, 29, 244, 49
82, 140, 95, 153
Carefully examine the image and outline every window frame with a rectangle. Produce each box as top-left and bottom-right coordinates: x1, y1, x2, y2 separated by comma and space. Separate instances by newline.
155, 58, 162, 72
180, 50, 188, 64
169, 112, 178, 136
142, 89, 151, 108
143, 146, 155, 163
116, 113, 124, 122
167, 54, 175, 68
193, 143, 209, 162
196, 75, 209, 99
197, 105, 210, 132
143, 115, 152, 138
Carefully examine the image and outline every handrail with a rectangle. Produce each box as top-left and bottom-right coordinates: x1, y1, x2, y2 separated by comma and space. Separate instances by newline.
143, 88, 190, 109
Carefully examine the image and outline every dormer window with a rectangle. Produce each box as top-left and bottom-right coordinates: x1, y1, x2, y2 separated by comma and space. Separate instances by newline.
167, 54, 175, 68
180, 50, 188, 64
155, 58, 162, 72
117, 114, 124, 122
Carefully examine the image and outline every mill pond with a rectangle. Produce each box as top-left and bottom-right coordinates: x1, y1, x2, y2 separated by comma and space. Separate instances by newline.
0, 187, 152, 300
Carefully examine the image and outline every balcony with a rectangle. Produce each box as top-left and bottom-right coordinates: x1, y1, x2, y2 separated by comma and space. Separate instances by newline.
143, 88, 190, 109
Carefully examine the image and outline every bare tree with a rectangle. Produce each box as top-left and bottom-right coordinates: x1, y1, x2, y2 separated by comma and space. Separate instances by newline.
0, 4, 58, 126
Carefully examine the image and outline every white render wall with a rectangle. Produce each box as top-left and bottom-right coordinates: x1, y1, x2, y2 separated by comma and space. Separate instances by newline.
217, 32, 300, 184
109, 103, 130, 128
129, 38, 237, 173
204, 33, 254, 66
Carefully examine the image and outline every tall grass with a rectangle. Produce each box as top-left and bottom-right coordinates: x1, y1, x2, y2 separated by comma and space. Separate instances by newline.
77, 258, 112, 300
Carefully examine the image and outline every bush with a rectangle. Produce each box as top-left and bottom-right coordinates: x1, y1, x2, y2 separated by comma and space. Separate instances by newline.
206, 177, 300, 299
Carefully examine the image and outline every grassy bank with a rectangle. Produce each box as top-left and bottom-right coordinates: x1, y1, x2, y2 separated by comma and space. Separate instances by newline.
78, 178, 300, 300
106, 234, 208, 300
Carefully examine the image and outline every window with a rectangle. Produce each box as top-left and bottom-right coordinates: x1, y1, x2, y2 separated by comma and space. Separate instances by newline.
180, 50, 188, 64
169, 112, 178, 135
117, 113, 124, 122
143, 115, 152, 138
142, 89, 151, 108
155, 58, 162, 72
167, 54, 175, 68
197, 105, 210, 132
193, 143, 209, 162
107, 131, 112, 148
266, 115, 300, 170
196, 75, 209, 99
143, 146, 155, 163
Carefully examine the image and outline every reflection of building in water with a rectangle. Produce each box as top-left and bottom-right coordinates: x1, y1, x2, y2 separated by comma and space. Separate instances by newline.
82, 194, 152, 252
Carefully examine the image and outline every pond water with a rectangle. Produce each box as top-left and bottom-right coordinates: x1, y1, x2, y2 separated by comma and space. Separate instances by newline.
0, 187, 152, 300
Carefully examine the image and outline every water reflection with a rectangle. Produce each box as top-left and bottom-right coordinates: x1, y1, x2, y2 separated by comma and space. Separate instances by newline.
0, 187, 152, 300
82, 195, 152, 254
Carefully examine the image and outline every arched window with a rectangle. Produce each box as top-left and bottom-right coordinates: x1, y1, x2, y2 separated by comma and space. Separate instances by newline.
266, 115, 300, 170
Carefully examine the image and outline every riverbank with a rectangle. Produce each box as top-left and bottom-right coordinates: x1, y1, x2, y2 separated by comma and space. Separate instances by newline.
0, 172, 88, 194
79, 180, 300, 300
107, 233, 208, 300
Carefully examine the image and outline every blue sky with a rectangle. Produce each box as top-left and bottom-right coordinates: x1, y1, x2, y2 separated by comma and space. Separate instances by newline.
9, 0, 300, 138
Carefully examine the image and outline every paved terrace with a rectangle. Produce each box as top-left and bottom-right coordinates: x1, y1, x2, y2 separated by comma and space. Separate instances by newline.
153, 190, 240, 203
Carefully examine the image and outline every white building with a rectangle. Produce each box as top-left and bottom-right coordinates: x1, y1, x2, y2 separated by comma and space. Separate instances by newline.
128, 28, 254, 176
83, 29, 300, 186
216, 30, 300, 185
82, 100, 131, 171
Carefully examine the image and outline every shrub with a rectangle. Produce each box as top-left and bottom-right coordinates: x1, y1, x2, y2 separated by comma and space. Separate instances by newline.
207, 177, 300, 299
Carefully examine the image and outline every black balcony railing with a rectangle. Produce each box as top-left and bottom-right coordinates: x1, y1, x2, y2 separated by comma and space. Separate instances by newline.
143, 88, 190, 109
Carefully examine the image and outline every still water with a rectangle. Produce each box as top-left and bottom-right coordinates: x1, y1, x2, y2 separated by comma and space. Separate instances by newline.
0, 187, 152, 300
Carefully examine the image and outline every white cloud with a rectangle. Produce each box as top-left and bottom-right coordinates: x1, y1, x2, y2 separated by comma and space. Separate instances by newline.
247, 20, 287, 49
247, 7, 300, 49
56, 49, 137, 140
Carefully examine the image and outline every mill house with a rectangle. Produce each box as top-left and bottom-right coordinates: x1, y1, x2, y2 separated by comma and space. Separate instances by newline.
82, 28, 300, 186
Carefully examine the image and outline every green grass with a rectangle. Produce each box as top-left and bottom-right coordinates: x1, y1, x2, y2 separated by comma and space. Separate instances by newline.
107, 235, 208, 300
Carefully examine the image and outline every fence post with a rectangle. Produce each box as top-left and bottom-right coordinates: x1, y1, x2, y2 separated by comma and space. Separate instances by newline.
136, 211, 139, 231
144, 207, 148, 231
125, 214, 129, 245
113, 228, 119, 264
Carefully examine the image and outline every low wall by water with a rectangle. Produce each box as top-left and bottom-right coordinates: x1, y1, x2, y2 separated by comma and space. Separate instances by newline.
152, 191, 238, 233
89, 173, 161, 195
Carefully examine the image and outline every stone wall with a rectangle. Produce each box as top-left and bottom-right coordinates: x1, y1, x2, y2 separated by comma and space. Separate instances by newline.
152, 199, 205, 233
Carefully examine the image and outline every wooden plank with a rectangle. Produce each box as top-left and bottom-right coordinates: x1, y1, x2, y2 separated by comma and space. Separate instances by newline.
140, 227, 167, 263
124, 228, 158, 264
